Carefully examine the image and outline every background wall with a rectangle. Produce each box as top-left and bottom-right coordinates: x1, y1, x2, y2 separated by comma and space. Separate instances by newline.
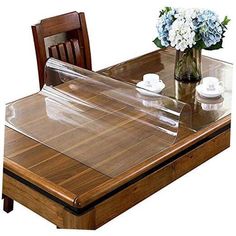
0, 1, 235, 235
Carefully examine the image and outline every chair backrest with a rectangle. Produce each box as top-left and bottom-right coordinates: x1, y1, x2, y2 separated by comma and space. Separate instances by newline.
32, 11, 92, 89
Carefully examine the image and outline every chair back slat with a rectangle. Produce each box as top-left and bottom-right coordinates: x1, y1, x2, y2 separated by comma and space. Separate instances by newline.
71, 39, 84, 68
48, 39, 86, 67
48, 45, 59, 59
58, 43, 67, 62
65, 41, 75, 64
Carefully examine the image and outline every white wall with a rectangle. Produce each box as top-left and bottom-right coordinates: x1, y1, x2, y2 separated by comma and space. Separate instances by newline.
0, 1, 235, 236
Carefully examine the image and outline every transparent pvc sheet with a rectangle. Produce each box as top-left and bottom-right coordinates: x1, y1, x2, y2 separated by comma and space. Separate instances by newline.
6, 58, 191, 177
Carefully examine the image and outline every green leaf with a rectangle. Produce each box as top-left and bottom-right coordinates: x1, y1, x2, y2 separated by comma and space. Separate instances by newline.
153, 37, 166, 48
165, 7, 172, 12
205, 40, 223, 51
159, 7, 172, 17
194, 39, 207, 49
222, 16, 231, 27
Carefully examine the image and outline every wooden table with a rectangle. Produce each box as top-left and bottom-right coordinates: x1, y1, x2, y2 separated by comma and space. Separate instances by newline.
2, 48, 232, 229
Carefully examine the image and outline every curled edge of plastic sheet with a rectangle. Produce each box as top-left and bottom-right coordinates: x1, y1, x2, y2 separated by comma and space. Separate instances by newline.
5, 58, 192, 177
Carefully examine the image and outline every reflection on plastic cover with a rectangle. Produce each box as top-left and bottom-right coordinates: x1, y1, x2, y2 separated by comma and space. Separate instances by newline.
196, 94, 224, 111
5, 58, 192, 177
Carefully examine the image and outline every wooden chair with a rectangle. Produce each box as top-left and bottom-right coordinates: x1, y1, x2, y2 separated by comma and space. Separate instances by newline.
32, 11, 92, 89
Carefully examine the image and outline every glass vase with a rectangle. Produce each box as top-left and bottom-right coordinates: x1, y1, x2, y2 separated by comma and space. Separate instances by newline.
174, 48, 202, 83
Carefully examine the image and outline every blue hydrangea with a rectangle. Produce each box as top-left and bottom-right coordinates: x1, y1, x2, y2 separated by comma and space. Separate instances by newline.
194, 10, 223, 47
156, 9, 176, 47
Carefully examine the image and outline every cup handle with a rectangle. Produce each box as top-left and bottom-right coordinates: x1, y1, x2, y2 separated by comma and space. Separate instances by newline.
218, 81, 224, 93
218, 81, 224, 87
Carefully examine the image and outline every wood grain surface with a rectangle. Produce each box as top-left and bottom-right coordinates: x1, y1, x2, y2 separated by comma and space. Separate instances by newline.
3, 127, 230, 229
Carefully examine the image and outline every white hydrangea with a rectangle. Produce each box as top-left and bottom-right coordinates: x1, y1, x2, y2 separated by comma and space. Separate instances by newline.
174, 8, 199, 20
169, 13, 196, 51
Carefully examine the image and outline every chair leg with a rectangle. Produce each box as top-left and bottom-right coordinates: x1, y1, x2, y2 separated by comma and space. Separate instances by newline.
3, 195, 14, 213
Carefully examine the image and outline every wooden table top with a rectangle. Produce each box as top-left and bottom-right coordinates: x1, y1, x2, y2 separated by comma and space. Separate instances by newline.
4, 48, 232, 208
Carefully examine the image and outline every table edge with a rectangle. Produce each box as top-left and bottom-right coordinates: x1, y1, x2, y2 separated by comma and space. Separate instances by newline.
75, 115, 231, 207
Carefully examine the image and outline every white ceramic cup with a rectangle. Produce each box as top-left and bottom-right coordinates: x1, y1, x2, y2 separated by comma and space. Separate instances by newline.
202, 77, 223, 92
143, 73, 161, 87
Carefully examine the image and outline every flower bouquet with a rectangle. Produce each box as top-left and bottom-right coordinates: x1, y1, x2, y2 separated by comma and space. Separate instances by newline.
153, 7, 230, 82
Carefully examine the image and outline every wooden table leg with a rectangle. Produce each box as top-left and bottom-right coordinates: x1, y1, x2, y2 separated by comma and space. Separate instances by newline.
3, 195, 14, 213
3, 173, 96, 229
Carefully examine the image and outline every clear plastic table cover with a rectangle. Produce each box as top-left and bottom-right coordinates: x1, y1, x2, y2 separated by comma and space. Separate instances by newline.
5, 58, 192, 177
